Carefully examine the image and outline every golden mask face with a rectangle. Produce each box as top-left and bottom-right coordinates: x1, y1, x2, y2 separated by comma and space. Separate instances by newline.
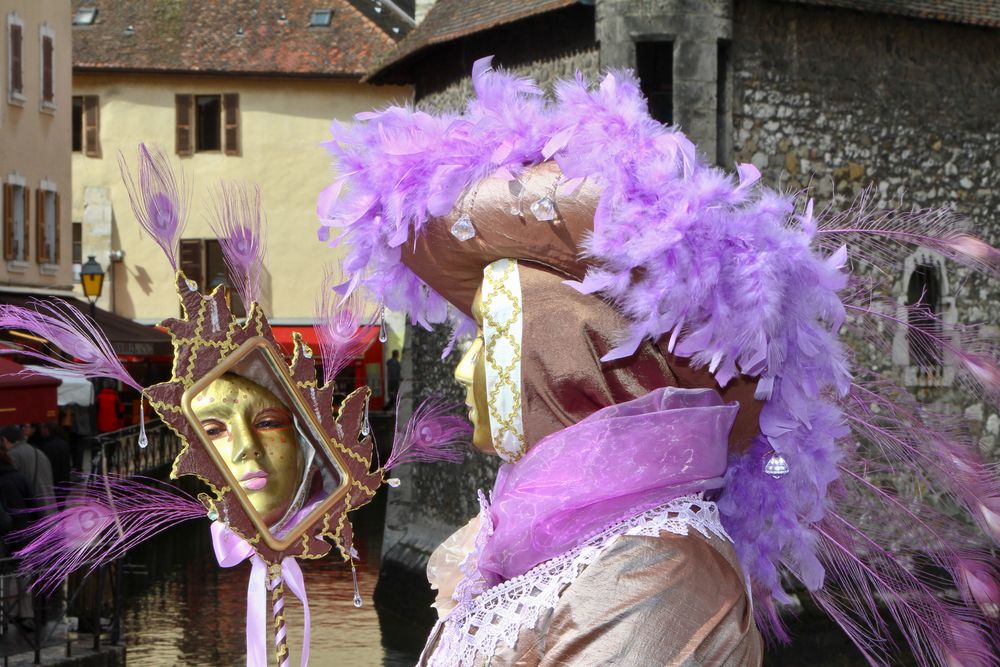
454, 288, 493, 454
191, 374, 305, 525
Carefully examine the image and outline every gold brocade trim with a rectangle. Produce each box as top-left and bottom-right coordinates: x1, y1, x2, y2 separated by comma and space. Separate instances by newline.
482, 259, 526, 463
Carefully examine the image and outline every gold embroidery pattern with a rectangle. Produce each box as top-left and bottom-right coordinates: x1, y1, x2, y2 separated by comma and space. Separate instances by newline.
482, 259, 526, 463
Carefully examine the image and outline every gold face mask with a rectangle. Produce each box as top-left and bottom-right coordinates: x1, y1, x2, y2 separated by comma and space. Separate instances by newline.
454, 288, 493, 453
191, 374, 305, 525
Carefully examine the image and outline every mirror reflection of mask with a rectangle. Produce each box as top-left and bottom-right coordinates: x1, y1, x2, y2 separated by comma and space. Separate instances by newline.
191, 374, 304, 525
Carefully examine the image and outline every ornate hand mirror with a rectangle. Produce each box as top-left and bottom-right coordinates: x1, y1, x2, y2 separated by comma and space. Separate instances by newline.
148, 274, 382, 563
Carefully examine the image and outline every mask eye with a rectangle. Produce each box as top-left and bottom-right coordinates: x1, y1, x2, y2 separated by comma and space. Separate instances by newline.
201, 419, 228, 439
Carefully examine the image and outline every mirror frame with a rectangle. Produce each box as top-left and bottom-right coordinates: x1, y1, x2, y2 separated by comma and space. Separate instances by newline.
180, 335, 352, 552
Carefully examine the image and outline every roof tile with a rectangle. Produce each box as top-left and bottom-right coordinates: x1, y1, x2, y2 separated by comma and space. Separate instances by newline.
72, 0, 409, 77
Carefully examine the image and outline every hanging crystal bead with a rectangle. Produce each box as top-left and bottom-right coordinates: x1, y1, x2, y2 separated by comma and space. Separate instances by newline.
378, 311, 388, 343
529, 196, 557, 221
185, 279, 199, 292
764, 453, 790, 478
361, 398, 371, 437
450, 214, 476, 241
207, 508, 219, 521
351, 563, 363, 608
137, 402, 148, 448
302, 343, 313, 359
387, 477, 401, 488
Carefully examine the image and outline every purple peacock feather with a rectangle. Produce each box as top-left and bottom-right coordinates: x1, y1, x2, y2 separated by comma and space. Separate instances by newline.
13, 475, 205, 594
384, 392, 470, 470
118, 144, 189, 271
0, 299, 142, 391
314, 264, 378, 387
207, 181, 267, 308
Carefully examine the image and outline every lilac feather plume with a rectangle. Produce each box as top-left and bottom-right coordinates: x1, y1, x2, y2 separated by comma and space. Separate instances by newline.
118, 144, 189, 271
0, 299, 142, 391
13, 475, 205, 594
315, 264, 378, 386
384, 393, 470, 470
208, 181, 267, 308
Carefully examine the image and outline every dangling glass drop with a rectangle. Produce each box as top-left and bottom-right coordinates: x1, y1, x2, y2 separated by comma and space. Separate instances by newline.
207, 508, 219, 521
764, 452, 790, 479
387, 477, 401, 488
530, 196, 557, 221
137, 401, 149, 448
351, 563, 363, 608
449, 215, 476, 241
361, 397, 371, 437
378, 310, 388, 343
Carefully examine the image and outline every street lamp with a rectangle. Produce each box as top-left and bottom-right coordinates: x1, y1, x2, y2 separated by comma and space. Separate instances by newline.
80, 255, 105, 318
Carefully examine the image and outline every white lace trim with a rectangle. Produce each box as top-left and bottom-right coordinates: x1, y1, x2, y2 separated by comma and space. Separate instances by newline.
422, 494, 730, 667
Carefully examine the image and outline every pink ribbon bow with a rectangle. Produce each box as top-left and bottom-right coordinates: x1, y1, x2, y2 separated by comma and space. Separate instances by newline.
211, 522, 311, 667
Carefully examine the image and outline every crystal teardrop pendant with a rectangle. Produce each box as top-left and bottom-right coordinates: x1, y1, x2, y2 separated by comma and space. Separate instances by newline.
378, 311, 388, 343
530, 196, 557, 221
137, 402, 149, 448
764, 452, 790, 478
351, 563, 363, 608
361, 398, 371, 437
450, 214, 476, 241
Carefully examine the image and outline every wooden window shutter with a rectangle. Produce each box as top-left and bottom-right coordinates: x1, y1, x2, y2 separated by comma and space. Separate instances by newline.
35, 189, 45, 263
22, 186, 30, 261
175, 94, 194, 156
42, 35, 54, 103
223, 93, 240, 156
54, 192, 61, 263
84, 96, 101, 157
179, 239, 204, 290
10, 23, 23, 94
3, 184, 12, 261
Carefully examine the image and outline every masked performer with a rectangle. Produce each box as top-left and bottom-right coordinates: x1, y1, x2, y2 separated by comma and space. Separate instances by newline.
320, 58, 1000, 666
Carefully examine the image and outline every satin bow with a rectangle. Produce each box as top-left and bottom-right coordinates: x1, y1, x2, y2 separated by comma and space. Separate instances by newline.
211, 522, 311, 667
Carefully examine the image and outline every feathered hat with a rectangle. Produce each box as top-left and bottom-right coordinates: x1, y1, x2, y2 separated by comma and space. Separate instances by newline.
319, 57, 1000, 665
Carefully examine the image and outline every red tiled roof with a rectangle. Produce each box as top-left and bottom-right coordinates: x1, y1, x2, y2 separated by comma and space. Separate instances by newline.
72, 0, 409, 78
366, 0, 578, 81
779, 0, 1000, 28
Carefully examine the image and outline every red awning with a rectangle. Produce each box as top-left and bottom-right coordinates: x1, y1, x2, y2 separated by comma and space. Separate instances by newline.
0, 356, 61, 426
269, 325, 379, 359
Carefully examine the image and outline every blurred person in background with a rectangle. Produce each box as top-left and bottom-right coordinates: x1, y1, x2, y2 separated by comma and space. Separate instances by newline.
95, 380, 124, 433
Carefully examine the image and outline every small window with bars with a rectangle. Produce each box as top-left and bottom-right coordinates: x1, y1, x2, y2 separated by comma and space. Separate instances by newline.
906, 263, 944, 371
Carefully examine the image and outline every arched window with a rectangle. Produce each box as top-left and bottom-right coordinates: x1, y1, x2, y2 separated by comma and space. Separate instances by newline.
906, 263, 943, 371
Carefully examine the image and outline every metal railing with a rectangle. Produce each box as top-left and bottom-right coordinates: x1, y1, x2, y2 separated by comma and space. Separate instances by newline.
0, 556, 122, 665
93, 420, 183, 478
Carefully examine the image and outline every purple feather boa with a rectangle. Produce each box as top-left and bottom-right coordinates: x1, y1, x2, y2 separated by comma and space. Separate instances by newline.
320, 54, 850, 601
320, 58, 1000, 662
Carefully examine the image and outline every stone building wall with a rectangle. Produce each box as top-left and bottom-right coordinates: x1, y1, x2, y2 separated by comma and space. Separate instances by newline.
731, 1, 1000, 456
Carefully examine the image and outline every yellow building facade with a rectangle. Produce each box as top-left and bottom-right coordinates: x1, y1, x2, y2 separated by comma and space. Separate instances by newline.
71, 72, 409, 323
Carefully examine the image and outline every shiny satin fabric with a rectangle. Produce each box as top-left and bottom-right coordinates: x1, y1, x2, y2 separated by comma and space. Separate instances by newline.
518, 265, 763, 452
401, 162, 600, 320
421, 531, 762, 667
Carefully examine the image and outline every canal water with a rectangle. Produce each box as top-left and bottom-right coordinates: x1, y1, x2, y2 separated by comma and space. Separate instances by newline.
121, 490, 421, 666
